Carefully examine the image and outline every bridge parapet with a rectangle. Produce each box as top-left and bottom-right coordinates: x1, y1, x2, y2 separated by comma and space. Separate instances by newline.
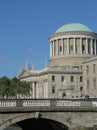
0, 99, 97, 112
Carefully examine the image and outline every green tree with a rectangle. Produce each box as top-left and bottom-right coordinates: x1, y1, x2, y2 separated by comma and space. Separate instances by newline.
0, 76, 11, 98
0, 76, 31, 99
10, 77, 31, 98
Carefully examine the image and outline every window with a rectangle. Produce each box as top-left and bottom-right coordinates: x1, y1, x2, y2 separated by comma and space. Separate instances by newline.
71, 76, 74, 82
52, 75, 55, 81
93, 64, 96, 73
86, 66, 89, 74
61, 76, 64, 82
62, 92, 66, 97
94, 79, 96, 89
80, 76, 83, 82
80, 86, 83, 91
59, 46, 62, 52
70, 45, 73, 51
52, 86, 55, 93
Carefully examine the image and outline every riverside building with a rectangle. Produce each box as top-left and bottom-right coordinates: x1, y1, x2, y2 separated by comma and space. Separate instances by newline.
18, 23, 97, 99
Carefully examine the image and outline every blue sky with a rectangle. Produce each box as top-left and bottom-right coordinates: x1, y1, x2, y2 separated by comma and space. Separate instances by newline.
0, 0, 97, 78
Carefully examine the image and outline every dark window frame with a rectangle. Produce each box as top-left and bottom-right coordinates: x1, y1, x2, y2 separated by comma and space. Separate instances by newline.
52, 75, 55, 81
71, 76, 74, 82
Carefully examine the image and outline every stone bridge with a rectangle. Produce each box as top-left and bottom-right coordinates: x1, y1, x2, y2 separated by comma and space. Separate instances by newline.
0, 98, 97, 130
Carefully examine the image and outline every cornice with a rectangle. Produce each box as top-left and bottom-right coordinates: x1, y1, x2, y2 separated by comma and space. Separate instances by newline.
49, 31, 97, 40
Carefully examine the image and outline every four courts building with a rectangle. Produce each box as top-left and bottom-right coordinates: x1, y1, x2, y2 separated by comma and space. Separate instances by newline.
18, 23, 97, 99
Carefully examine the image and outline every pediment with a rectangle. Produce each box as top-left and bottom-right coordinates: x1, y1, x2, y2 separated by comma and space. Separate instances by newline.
18, 70, 32, 79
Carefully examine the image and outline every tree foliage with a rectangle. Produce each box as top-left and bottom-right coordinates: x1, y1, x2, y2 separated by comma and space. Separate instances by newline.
0, 76, 10, 98
0, 76, 31, 99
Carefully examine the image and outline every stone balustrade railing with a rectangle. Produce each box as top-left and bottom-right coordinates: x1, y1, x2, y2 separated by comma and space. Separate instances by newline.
0, 98, 97, 112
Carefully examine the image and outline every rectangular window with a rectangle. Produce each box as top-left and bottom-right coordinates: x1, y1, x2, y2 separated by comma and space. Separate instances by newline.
94, 79, 96, 89
70, 45, 73, 51
71, 76, 74, 82
80, 76, 83, 82
80, 86, 83, 91
93, 64, 96, 73
86, 66, 89, 74
52, 75, 55, 81
52, 86, 55, 93
61, 76, 64, 82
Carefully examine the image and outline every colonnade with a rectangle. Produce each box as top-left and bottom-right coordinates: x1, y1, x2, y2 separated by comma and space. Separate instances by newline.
31, 81, 48, 98
50, 37, 97, 57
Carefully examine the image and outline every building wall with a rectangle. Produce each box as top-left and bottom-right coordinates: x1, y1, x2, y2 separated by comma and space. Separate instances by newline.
82, 57, 97, 98
48, 71, 83, 99
19, 68, 83, 99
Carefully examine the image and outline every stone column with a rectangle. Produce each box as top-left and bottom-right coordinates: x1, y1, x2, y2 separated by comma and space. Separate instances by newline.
67, 38, 69, 54
45, 82, 48, 98
80, 38, 82, 54
43, 81, 48, 98
54, 41, 56, 56
51, 41, 53, 56
34, 82, 36, 98
95, 39, 97, 55
50, 42, 52, 57
86, 38, 88, 54
74, 38, 76, 54
52, 41, 55, 56
91, 38, 93, 55
61, 39, 64, 54
36, 84, 38, 98
58, 40, 59, 55
56, 40, 58, 55
32, 82, 35, 98
30, 83, 33, 98
44, 82, 46, 98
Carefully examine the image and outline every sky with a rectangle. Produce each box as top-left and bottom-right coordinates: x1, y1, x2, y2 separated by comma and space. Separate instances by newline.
0, 0, 97, 78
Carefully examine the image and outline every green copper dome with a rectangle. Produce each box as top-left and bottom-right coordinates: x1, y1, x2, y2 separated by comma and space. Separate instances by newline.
55, 23, 92, 33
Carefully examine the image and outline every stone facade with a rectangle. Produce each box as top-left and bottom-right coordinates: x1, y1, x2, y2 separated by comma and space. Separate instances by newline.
1, 111, 97, 130
18, 23, 97, 99
82, 56, 97, 98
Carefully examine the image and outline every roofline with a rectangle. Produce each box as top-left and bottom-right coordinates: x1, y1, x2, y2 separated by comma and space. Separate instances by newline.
19, 68, 82, 79
49, 31, 97, 40
82, 56, 97, 64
